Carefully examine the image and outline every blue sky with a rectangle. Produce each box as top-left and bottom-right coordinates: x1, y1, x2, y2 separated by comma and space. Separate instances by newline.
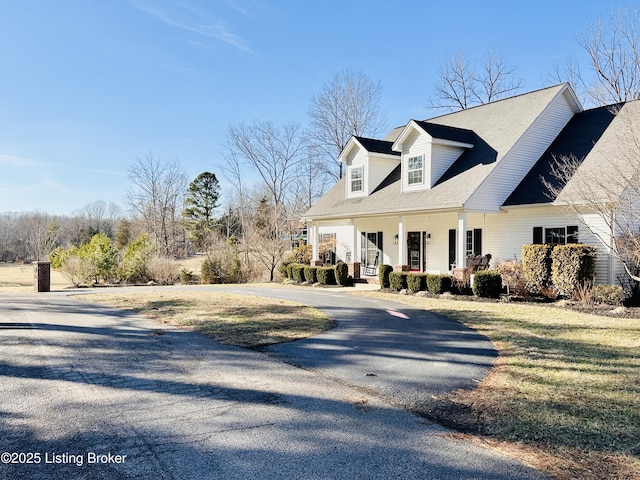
0, 0, 630, 214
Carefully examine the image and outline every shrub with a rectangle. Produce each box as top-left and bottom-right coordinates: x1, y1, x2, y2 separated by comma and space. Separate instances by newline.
200, 258, 216, 284
406, 273, 427, 293
551, 244, 596, 297
179, 268, 194, 285
292, 264, 306, 283
495, 259, 527, 296
304, 266, 318, 284
472, 270, 503, 298
316, 266, 336, 285
335, 261, 349, 286
522, 244, 553, 294
427, 274, 452, 294
378, 264, 393, 288
120, 233, 156, 283
147, 256, 179, 285
592, 284, 626, 306
285, 263, 295, 280
389, 271, 408, 291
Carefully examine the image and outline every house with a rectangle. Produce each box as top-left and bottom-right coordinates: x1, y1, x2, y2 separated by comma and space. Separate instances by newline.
303, 83, 640, 284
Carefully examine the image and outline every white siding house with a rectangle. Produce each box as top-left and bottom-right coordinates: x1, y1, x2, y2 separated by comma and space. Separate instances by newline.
304, 84, 640, 286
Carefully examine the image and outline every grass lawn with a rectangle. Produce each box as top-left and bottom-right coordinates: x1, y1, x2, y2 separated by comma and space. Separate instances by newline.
80, 290, 332, 348
0, 263, 72, 292
352, 291, 640, 480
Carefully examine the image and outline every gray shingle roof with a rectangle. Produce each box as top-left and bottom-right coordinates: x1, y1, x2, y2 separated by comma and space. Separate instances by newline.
304, 84, 569, 220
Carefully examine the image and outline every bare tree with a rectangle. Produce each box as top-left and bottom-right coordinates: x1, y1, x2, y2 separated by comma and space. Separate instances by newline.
429, 50, 523, 112
127, 153, 187, 257
578, 7, 640, 106
308, 68, 385, 181
224, 120, 307, 208
543, 103, 640, 283
16, 212, 60, 262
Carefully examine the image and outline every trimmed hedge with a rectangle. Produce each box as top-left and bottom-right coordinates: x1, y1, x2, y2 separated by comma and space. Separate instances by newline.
316, 266, 336, 285
378, 264, 393, 288
292, 264, 306, 283
551, 244, 596, 297
406, 273, 427, 293
304, 265, 318, 284
472, 270, 503, 298
427, 274, 452, 294
335, 261, 349, 286
522, 244, 553, 294
389, 271, 408, 291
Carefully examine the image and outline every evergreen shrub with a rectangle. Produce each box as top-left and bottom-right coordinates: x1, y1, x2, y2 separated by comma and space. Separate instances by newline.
592, 284, 626, 306
389, 271, 408, 291
406, 273, 427, 293
522, 244, 553, 294
335, 261, 349, 286
304, 266, 318, 284
472, 270, 503, 298
378, 264, 393, 288
427, 274, 452, 294
316, 266, 336, 285
551, 244, 596, 297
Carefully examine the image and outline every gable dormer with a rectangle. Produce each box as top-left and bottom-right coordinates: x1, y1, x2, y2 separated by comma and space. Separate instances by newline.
392, 120, 475, 192
340, 136, 400, 199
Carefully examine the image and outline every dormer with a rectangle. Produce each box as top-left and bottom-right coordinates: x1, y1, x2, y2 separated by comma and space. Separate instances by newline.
340, 136, 401, 199
392, 120, 475, 192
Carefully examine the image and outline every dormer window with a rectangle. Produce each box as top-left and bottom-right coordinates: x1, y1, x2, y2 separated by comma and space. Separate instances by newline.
351, 166, 363, 192
407, 155, 423, 185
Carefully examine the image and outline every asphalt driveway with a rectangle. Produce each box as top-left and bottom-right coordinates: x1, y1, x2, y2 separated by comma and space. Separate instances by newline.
0, 288, 546, 479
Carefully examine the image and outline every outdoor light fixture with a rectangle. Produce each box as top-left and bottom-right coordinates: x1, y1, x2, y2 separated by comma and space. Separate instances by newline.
393, 234, 399, 245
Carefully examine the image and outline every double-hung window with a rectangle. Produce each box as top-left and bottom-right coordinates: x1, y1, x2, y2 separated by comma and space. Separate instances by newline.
407, 155, 423, 185
351, 166, 363, 193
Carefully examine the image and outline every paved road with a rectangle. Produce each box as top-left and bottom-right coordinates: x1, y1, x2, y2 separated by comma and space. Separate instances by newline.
0, 288, 547, 479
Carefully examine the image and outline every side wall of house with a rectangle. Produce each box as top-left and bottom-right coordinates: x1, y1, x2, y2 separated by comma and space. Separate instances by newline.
467, 89, 577, 211
368, 156, 400, 195
431, 144, 466, 187
401, 130, 431, 193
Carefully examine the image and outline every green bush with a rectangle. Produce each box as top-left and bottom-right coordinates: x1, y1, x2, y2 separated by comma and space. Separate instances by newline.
389, 271, 408, 291
292, 264, 306, 283
427, 274, 452, 294
120, 233, 156, 283
522, 244, 553, 294
179, 268, 194, 285
592, 284, 626, 306
304, 266, 318, 284
378, 264, 393, 288
406, 273, 427, 293
316, 266, 336, 285
201, 258, 216, 284
472, 270, 503, 298
335, 261, 349, 286
551, 244, 596, 297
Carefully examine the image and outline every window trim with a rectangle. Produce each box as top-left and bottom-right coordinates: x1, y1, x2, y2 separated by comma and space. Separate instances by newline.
533, 225, 579, 245
407, 154, 423, 185
350, 166, 363, 193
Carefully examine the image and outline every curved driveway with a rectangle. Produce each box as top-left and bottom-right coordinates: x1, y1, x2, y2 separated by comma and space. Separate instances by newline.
0, 287, 546, 480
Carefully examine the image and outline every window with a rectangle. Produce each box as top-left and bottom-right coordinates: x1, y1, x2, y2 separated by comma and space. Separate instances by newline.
351, 166, 363, 192
466, 230, 474, 257
407, 155, 423, 185
360, 231, 383, 267
533, 226, 578, 245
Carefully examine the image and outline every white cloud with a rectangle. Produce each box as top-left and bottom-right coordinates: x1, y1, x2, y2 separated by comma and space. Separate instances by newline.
134, 1, 255, 54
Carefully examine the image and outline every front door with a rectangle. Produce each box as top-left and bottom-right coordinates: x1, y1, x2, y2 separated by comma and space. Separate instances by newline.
407, 231, 426, 271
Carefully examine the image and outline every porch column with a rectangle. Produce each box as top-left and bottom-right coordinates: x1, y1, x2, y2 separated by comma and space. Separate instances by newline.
457, 213, 467, 268
353, 221, 359, 263
310, 222, 319, 261
397, 216, 405, 266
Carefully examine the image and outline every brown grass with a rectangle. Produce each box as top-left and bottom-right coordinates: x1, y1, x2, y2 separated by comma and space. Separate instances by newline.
0, 263, 72, 292
352, 291, 640, 480
80, 290, 332, 348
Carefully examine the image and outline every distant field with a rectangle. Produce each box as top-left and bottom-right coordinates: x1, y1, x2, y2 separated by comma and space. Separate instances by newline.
0, 256, 206, 293
0, 263, 72, 293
